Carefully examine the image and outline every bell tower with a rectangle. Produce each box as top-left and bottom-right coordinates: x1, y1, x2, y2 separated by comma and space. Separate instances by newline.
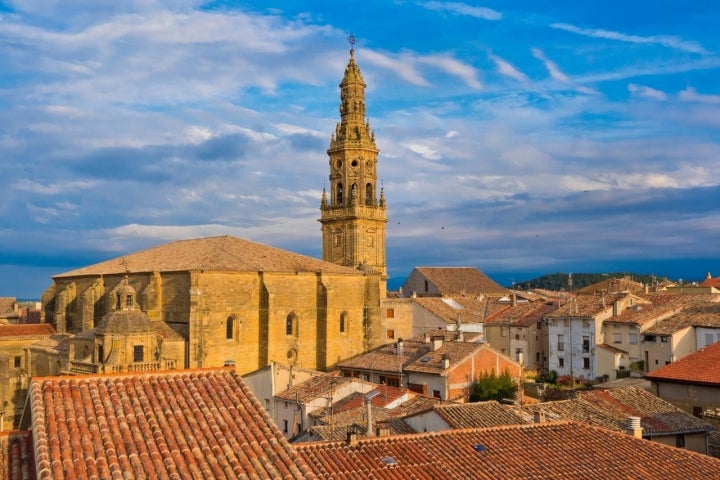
320, 38, 387, 275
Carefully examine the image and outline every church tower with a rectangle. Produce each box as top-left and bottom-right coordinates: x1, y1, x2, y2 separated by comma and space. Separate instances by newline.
320, 40, 387, 275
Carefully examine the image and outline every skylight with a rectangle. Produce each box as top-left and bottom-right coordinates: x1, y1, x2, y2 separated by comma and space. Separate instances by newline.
381, 456, 397, 465
442, 298, 465, 309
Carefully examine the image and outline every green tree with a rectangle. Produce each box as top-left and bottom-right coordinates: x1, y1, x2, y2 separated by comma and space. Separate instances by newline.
469, 370, 517, 403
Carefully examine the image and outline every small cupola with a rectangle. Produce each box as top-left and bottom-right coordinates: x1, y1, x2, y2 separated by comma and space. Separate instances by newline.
115, 276, 137, 311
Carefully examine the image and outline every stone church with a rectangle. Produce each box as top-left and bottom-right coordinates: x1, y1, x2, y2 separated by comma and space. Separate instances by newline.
37, 45, 388, 376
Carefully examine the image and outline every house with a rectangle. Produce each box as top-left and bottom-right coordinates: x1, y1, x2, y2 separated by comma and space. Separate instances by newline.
545, 294, 618, 380
305, 384, 439, 442
23, 368, 316, 479
522, 386, 714, 454
273, 373, 376, 440
0, 298, 20, 324
483, 298, 557, 370
0, 323, 55, 430
643, 302, 720, 372
401, 267, 507, 298
645, 341, 720, 415
243, 361, 326, 417
294, 421, 720, 479
402, 400, 526, 433
337, 331, 522, 402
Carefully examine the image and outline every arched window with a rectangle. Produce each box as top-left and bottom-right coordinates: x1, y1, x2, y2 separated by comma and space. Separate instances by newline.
336, 183, 343, 205
340, 312, 348, 333
226, 316, 235, 340
365, 183, 373, 205
286, 313, 297, 336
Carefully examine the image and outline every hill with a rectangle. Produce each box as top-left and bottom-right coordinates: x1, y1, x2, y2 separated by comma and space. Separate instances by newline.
511, 272, 666, 292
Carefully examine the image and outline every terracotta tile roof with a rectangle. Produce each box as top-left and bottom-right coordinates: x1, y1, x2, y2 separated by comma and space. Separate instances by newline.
646, 302, 720, 335
337, 333, 488, 375
26, 334, 71, 355
0, 431, 35, 480
485, 301, 558, 327
412, 296, 503, 325
597, 343, 628, 354
275, 373, 375, 403
432, 401, 527, 429
403, 342, 487, 375
575, 276, 645, 295
54, 235, 361, 277
29, 368, 316, 480
523, 387, 711, 436
545, 294, 618, 318
0, 324, 56, 339
645, 341, 720, 386
605, 293, 713, 326
700, 276, 720, 288
295, 422, 720, 479
413, 267, 507, 296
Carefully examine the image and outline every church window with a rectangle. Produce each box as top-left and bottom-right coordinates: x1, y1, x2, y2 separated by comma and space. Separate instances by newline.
365, 183, 373, 205
13, 356, 21, 368
340, 312, 348, 333
97, 345, 104, 363
133, 345, 144, 362
336, 183, 343, 205
226, 316, 236, 340
286, 313, 297, 336
351, 183, 358, 200
424, 280, 429, 292
125, 294, 133, 308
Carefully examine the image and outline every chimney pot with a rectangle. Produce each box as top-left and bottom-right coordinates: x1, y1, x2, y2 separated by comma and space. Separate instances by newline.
626, 416, 643, 438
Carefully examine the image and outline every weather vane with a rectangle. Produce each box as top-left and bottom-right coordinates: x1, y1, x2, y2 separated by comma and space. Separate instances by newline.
348, 34, 355, 53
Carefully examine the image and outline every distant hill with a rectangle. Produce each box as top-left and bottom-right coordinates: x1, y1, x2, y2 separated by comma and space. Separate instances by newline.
510, 272, 667, 292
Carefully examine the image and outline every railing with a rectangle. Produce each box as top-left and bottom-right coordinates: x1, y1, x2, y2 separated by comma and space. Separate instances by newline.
70, 359, 177, 374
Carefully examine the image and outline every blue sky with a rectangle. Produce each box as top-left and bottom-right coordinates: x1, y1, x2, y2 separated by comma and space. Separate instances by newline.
1, 1, 719, 298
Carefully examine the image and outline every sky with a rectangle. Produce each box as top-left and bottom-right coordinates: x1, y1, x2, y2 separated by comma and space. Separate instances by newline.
1, 1, 720, 298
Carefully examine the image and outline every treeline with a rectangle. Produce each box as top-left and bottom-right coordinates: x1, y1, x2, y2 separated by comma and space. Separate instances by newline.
511, 272, 665, 291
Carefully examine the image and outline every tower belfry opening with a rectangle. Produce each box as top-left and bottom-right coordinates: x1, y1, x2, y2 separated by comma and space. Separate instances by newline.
320, 39, 387, 275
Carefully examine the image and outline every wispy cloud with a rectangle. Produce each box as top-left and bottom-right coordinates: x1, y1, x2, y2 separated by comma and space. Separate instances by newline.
531, 48, 569, 82
418, 54, 482, 89
419, 1, 502, 21
628, 83, 667, 100
551, 22, 708, 54
678, 87, 720, 104
488, 53, 528, 82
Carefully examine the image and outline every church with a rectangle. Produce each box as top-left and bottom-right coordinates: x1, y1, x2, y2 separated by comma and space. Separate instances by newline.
38, 45, 389, 376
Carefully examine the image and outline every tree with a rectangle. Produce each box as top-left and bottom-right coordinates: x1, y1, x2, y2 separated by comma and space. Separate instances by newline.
469, 370, 517, 403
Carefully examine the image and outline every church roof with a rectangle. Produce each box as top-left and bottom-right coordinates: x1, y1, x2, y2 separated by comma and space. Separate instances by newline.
54, 235, 362, 278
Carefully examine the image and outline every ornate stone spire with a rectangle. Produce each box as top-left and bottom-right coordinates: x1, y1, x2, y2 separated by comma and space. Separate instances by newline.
319, 38, 387, 275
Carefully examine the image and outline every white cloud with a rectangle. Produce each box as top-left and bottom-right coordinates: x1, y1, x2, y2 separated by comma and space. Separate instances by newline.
678, 87, 720, 104
488, 53, 528, 83
418, 54, 482, 89
628, 84, 668, 100
531, 48, 569, 83
402, 142, 442, 161
361, 50, 430, 86
551, 22, 708, 55
419, 1, 502, 20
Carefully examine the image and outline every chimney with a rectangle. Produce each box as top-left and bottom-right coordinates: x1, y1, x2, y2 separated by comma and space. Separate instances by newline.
412, 291, 417, 299
396, 338, 404, 355
346, 431, 358, 446
512, 293, 517, 307
613, 300, 620, 317
364, 391, 380, 437
423, 332, 431, 343
626, 416, 643, 438
455, 329, 464, 342
375, 423, 391, 437
431, 335, 443, 351
441, 353, 450, 369
533, 411, 546, 424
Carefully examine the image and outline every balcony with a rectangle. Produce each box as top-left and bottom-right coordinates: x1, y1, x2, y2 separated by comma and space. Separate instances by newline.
69, 359, 177, 374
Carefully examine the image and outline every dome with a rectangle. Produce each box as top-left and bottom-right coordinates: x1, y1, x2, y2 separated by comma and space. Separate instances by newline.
95, 309, 153, 335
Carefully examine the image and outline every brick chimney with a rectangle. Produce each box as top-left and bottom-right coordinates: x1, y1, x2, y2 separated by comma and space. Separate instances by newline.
626, 416, 643, 438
